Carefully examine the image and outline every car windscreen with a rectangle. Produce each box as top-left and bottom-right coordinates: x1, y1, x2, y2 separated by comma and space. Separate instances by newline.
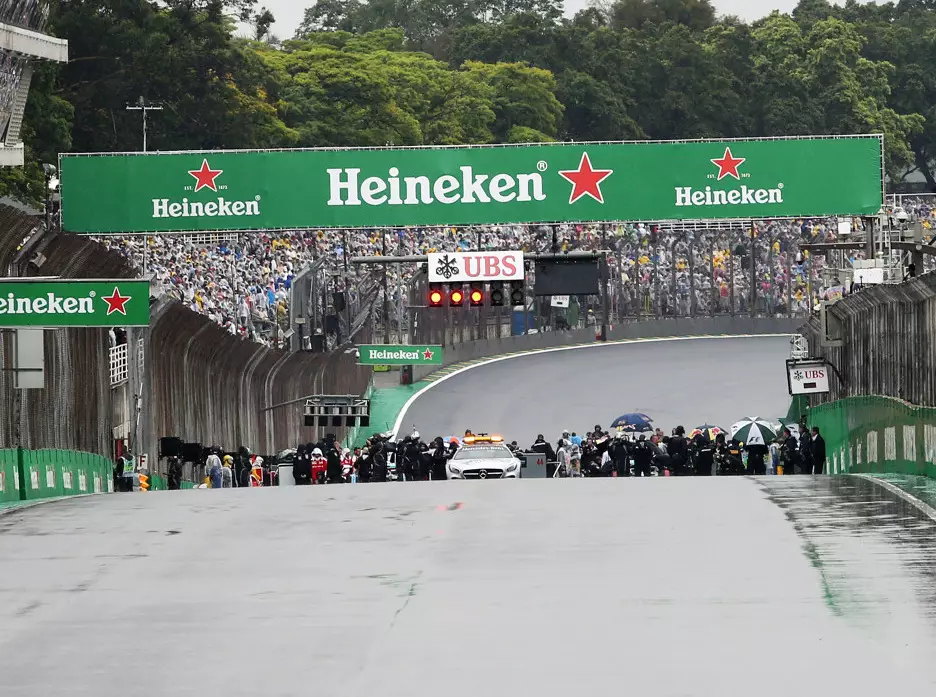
453, 446, 513, 460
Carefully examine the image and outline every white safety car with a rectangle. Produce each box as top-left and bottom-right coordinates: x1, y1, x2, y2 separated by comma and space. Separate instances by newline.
446, 435, 522, 480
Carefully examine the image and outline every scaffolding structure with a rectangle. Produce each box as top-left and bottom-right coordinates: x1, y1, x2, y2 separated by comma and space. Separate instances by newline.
0, 0, 67, 167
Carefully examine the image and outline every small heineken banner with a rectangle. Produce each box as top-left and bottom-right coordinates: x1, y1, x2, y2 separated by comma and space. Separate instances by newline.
0, 280, 150, 327
358, 344, 443, 366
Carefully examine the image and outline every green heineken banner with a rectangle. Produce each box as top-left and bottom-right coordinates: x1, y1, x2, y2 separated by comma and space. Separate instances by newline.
0, 280, 150, 327
358, 344, 443, 366
60, 135, 883, 234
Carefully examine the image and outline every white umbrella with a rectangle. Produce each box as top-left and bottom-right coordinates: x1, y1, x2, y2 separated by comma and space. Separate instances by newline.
730, 417, 779, 446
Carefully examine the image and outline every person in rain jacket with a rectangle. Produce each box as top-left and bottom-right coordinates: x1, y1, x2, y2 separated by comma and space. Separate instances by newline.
293, 444, 310, 485
555, 439, 571, 477
221, 455, 234, 488
310, 448, 327, 484
208, 451, 223, 489
235, 446, 252, 487
341, 448, 354, 482
250, 456, 264, 486
205, 448, 221, 487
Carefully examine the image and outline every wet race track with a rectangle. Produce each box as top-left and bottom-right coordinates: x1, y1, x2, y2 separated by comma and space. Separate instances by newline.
396, 336, 793, 446
3, 336, 936, 696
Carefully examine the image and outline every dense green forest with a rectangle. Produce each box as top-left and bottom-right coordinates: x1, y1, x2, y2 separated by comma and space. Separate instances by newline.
7, 0, 936, 207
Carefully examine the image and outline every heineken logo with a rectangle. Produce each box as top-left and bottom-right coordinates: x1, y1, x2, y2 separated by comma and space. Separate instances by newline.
357, 344, 442, 365
366, 347, 432, 361
0, 285, 133, 317
188, 159, 223, 192
152, 159, 261, 220
327, 166, 547, 207
558, 153, 613, 204
676, 147, 784, 208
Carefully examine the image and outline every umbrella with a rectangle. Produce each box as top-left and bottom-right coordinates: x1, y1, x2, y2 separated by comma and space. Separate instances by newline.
730, 417, 779, 446
777, 419, 802, 441
689, 425, 724, 441
611, 413, 654, 430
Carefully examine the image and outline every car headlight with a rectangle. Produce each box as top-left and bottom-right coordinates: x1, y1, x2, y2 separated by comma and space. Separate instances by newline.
505, 462, 518, 473
449, 464, 461, 474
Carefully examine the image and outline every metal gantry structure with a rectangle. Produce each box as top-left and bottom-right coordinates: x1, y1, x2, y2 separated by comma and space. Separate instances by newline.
0, 2, 68, 166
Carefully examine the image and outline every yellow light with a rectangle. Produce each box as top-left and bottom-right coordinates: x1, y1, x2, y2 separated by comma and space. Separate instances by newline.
463, 436, 476, 443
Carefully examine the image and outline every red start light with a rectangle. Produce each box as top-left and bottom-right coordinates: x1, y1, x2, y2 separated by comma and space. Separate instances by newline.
429, 290, 443, 304
470, 289, 483, 304
450, 289, 464, 303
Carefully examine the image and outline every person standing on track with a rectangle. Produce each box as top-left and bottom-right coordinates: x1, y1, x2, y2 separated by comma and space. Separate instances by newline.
798, 424, 813, 475
633, 435, 654, 477
780, 428, 799, 475
810, 427, 826, 474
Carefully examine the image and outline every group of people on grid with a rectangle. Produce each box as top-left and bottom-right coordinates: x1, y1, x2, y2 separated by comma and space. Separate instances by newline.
291, 432, 479, 484
529, 422, 826, 477
193, 447, 263, 489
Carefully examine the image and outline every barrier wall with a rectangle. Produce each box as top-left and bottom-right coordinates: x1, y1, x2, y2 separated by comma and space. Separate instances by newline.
809, 395, 936, 478
801, 271, 936, 407
411, 316, 802, 381
0, 448, 114, 504
0, 206, 372, 465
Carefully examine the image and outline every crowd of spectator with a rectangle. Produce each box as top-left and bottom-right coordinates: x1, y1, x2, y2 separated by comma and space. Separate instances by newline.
96, 195, 936, 347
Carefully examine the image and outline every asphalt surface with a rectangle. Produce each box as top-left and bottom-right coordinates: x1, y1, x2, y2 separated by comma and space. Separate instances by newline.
3, 477, 936, 696
399, 336, 792, 445
5, 335, 936, 695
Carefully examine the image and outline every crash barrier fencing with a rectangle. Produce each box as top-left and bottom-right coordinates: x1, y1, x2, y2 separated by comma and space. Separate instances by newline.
808, 395, 936, 478
801, 271, 936, 408
0, 205, 372, 464
409, 315, 803, 382
0, 448, 115, 505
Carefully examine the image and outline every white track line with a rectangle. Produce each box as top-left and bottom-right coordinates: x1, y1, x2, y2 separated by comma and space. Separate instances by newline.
852, 473, 936, 524
391, 333, 792, 438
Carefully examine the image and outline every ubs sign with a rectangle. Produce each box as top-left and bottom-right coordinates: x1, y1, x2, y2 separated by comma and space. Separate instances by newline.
786, 359, 831, 395
427, 251, 524, 283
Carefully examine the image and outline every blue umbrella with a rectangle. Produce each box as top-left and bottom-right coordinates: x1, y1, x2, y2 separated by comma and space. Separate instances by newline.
611, 413, 654, 431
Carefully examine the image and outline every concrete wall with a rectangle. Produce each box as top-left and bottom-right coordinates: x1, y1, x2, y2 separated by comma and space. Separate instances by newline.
411, 316, 801, 381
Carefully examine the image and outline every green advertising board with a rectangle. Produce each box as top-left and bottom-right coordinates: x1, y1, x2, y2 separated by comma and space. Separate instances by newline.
358, 345, 443, 366
0, 280, 150, 327
60, 136, 883, 234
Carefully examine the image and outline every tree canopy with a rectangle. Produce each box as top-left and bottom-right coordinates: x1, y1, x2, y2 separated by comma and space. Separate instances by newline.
5, 0, 936, 207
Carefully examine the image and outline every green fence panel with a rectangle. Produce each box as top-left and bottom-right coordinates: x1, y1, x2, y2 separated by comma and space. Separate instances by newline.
76, 452, 89, 495
22, 449, 42, 500
0, 449, 18, 503
61, 450, 76, 496
104, 455, 115, 493
810, 395, 936, 478
42, 449, 64, 498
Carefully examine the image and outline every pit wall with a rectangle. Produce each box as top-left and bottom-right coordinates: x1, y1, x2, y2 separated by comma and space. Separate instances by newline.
411, 316, 802, 382
0, 448, 115, 505
808, 395, 936, 477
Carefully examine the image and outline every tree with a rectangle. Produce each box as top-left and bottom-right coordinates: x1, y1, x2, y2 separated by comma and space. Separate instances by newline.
610, 0, 716, 32
462, 60, 564, 141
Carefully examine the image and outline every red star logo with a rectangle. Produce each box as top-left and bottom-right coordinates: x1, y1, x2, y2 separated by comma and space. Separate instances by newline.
711, 147, 746, 181
188, 159, 223, 192
103, 287, 131, 316
558, 152, 613, 204
422, 348, 434, 361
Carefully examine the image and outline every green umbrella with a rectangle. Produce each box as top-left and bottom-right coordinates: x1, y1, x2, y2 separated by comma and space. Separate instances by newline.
730, 417, 779, 446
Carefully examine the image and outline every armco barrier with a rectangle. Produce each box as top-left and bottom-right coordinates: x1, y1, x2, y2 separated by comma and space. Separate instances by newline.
809, 395, 936, 477
411, 316, 802, 381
